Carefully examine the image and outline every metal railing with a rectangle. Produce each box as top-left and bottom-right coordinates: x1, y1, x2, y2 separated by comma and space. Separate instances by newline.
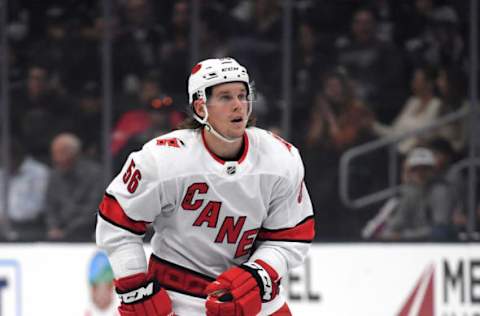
340, 0, 478, 238
339, 107, 470, 210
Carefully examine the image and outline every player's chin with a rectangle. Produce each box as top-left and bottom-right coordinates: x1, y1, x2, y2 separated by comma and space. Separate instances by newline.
228, 125, 246, 137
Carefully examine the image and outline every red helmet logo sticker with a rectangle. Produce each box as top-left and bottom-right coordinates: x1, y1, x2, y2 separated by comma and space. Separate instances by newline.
191, 63, 202, 74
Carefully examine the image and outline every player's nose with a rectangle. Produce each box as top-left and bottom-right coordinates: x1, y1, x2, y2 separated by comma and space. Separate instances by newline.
232, 97, 245, 111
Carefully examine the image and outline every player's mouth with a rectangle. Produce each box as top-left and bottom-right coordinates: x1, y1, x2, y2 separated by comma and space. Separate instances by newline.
230, 117, 243, 124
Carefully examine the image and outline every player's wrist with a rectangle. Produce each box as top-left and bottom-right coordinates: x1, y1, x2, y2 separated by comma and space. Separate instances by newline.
240, 259, 279, 302
115, 273, 160, 304
114, 273, 174, 316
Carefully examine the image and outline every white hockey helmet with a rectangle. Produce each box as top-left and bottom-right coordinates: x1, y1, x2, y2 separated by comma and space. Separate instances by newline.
188, 57, 251, 104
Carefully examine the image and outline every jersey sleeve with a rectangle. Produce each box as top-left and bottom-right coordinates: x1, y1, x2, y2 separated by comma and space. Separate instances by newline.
250, 148, 315, 278
96, 144, 163, 278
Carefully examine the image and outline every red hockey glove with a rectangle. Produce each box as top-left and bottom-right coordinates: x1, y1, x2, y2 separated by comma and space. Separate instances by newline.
115, 272, 174, 316
205, 259, 279, 316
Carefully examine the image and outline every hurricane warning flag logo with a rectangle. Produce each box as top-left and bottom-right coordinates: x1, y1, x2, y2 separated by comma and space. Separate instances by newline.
398, 264, 434, 316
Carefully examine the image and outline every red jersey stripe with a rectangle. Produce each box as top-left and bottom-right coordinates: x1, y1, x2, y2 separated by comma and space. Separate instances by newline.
98, 193, 148, 235
257, 216, 315, 242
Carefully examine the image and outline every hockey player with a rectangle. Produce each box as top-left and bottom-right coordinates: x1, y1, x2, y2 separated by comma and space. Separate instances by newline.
96, 57, 315, 316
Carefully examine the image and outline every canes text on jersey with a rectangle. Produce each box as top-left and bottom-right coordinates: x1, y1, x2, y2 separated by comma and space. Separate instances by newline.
181, 182, 259, 258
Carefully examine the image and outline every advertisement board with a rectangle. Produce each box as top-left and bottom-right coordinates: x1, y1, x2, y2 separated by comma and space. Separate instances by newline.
287, 244, 480, 316
0, 243, 479, 316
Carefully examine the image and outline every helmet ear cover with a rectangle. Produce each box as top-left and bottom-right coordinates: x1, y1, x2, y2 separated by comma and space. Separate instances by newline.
191, 87, 212, 118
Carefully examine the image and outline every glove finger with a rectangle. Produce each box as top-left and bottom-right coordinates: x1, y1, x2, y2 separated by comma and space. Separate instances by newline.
206, 296, 236, 316
205, 281, 229, 296
138, 303, 148, 316
230, 277, 257, 299
144, 298, 157, 315
119, 303, 148, 316
237, 290, 262, 316
152, 289, 174, 314
228, 271, 252, 287
118, 306, 138, 316
218, 301, 236, 316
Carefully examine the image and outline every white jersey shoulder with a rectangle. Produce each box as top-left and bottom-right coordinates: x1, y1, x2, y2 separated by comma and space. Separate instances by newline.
247, 127, 304, 184
140, 129, 201, 181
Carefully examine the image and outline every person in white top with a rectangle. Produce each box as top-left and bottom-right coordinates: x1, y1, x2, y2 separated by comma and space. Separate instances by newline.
96, 57, 315, 316
0, 139, 49, 240
372, 66, 442, 154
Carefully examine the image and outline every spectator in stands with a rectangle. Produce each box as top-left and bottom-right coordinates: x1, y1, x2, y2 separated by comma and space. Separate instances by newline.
304, 69, 375, 152
435, 66, 469, 152
427, 137, 458, 177
111, 75, 163, 156
114, 0, 165, 93
114, 93, 184, 173
73, 81, 103, 160
372, 65, 442, 154
378, 147, 456, 241
334, 7, 405, 123
366, 0, 399, 43
403, 0, 464, 69
44, 133, 103, 241
292, 21, 333, 141
11, 64, 70, 163
227, 0, 282, 101
0, 139, 50, 241
161, 0, 190, 95
26, 5, 74, 93
111, 75, 183, 170
85, 250, 119, 316
303, 69, 376, 240
362, 139, 458, 240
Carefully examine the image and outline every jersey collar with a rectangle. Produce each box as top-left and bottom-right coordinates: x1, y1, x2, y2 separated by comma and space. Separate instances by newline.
201, 128, 249, 165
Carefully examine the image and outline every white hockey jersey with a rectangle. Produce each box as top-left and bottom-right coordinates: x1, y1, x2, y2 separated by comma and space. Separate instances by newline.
96, 127, 315, 315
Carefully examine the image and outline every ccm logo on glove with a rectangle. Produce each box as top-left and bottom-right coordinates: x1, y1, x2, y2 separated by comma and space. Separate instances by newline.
241, 262, 274, 301
114, 273, 174, 316
117, 281, 156, 304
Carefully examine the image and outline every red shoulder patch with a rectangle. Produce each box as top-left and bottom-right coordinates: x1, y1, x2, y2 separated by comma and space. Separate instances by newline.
156, 137, 182, 148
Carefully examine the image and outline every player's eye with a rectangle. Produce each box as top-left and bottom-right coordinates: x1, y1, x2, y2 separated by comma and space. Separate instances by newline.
219, 95, 232, 101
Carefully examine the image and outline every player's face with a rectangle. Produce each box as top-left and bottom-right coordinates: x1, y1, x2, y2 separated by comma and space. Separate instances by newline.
206, 82, 249, 139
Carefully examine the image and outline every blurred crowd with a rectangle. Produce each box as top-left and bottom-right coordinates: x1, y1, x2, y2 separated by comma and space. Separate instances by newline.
0, 0, 478, 242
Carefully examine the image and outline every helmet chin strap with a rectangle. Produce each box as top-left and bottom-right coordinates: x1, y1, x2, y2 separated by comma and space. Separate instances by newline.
193, 104, 242, 143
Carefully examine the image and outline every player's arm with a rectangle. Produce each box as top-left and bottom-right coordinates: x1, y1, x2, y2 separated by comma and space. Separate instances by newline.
205, 148, 315, 316
250, 148, 315, 276
96, 145, 173, 316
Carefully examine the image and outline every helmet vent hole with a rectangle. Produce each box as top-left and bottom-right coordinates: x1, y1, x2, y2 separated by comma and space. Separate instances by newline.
224, 76, 227, 79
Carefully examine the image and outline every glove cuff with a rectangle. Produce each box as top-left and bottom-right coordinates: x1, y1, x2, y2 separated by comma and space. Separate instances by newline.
115, 273, 162, 305
240, 260, 278, 302
254, 259, 279, 282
